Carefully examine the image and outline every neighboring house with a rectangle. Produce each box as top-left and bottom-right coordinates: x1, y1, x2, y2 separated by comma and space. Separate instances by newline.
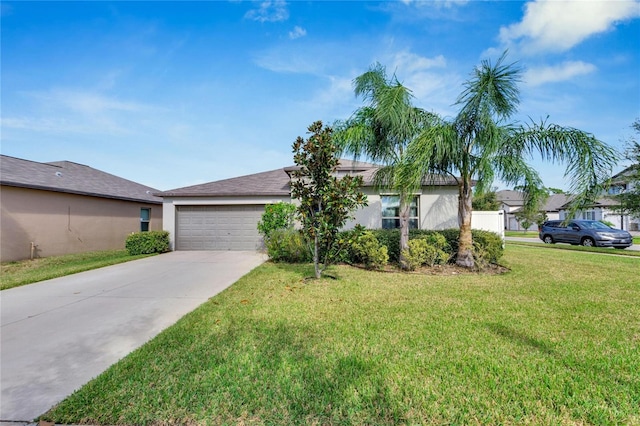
497, 190, 570, 231
496, 190, 526, 230
0, 155, 162, 262
558, 197, 638, 230
555, 167, 639, 231
157, 160, 460, 251
603, 166, 640, 231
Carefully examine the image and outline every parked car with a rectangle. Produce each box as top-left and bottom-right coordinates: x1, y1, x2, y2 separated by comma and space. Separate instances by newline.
538, 220, 633, 249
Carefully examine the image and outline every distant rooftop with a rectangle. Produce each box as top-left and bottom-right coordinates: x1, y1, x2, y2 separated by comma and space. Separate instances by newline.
0, 155, 162, 204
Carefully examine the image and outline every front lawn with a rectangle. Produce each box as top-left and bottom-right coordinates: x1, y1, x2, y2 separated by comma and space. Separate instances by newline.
0, 250, 152, 290
43, 246, 640, 425
504, 230, 539, 237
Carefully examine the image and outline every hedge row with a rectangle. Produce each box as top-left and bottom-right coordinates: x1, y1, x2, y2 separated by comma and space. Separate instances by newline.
125, 231, 170, 255
369, 228, 504, 265
264, 227, 504, 267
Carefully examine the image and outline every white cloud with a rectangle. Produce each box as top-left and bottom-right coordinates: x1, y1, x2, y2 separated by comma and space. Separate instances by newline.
5, 89, 160, 135
391, 51, 446, 74
245, 0, 289, 23
41, 90, 150, 114
499, 0, 640, 54
288, 26, 307, 40
523, 61, 597, 86
305, 75, 355, 114
254, 50, 320, 74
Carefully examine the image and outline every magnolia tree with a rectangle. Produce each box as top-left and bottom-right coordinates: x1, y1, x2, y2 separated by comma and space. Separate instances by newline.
290, 121, 367, 279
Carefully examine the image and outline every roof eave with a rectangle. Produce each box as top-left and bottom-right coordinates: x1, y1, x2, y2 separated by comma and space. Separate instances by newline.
1, 181, 162, 204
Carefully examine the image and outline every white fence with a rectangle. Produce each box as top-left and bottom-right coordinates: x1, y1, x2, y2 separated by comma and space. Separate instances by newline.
471, 210, 505, 241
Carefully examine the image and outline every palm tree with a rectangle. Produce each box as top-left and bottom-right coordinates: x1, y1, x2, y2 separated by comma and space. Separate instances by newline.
334, 63, 434, 269
408, 52, 618, 268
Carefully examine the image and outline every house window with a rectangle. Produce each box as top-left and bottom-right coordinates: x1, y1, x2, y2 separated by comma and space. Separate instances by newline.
140, 208, 151, 232
381, 195, 419, 229
582, 211, 595, 221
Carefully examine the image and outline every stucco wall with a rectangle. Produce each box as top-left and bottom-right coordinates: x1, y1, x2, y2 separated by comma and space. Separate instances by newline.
1, 186, 162, 262
344, 186, 459, 230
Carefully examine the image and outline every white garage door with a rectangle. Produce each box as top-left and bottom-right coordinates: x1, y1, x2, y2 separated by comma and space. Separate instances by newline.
176, 205, 265, 250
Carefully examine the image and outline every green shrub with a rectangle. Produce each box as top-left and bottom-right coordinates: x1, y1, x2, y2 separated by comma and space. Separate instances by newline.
336, 225, 367, 264
401, 237, 450, 271
371, 229, 400, 263
349, 231, 388, 270
257, 202, 297, 240
422, 232, 449, 252
402, 238, 430, 271
371, 228, 503, 265
125, 231, 170, 255
266, 229, 311, 263
471, 229, 504, 265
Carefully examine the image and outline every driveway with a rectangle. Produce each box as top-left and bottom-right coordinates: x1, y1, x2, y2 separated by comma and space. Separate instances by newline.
0, 250, 265, 422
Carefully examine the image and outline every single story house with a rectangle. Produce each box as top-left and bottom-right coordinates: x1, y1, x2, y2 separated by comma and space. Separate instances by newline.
0, 155, 162, 262
157, 160, 460, 251
497, 190, 570, 231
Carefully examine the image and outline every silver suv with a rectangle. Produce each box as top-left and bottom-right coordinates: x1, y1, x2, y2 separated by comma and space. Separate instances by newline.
539, 220, 633, 249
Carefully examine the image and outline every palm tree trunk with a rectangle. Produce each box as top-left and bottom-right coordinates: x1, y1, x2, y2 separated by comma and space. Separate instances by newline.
456, 178, 475, 268
399, 196, 410, 270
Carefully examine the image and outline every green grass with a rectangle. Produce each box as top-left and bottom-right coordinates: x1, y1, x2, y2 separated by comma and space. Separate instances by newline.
505, 231, 640, 245
504, 230, 539, 237
0, 250, 153, 290
42, 246, 640, 425
507, 240, 640, 257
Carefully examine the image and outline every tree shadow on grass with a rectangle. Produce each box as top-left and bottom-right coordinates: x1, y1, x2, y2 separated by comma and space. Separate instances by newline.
44, 315, 403, 425
486, 322, 557, 356
214, 318, 402, 424
485, 322, 638, 423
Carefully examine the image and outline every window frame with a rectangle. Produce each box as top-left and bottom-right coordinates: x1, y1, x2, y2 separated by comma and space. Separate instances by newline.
140, 208, 151, 232
380, 195, 420, 230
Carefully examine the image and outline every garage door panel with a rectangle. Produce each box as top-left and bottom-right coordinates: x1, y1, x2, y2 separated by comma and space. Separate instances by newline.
176, 205, 265, 251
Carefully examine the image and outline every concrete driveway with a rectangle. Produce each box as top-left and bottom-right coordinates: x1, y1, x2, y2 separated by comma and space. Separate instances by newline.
1, 250, 265, 422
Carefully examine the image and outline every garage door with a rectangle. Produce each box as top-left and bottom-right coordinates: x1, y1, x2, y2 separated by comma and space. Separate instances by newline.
176, 205, 265, 250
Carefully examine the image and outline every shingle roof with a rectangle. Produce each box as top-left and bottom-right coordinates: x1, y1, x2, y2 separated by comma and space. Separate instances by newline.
559, 196, 620, 209
0, 155, 162, 204
156, 168, 291, 197
496, 190, 526, 206
498, 191, 571, 213
285, 159, 459, 187
543, 194, 571, 212
158, 160, 459, 198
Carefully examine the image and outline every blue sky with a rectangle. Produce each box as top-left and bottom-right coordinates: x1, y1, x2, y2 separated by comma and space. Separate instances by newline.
2, 0, 639, 191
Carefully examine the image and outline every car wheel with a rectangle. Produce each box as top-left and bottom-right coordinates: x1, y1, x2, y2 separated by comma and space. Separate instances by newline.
543, 235, 554, 244
581, 237, 595, 247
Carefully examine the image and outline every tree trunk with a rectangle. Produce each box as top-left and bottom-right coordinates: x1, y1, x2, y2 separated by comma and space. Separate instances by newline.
398, 196, 410, 270
456, 178, 475, 268
314, 232, 321, 279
